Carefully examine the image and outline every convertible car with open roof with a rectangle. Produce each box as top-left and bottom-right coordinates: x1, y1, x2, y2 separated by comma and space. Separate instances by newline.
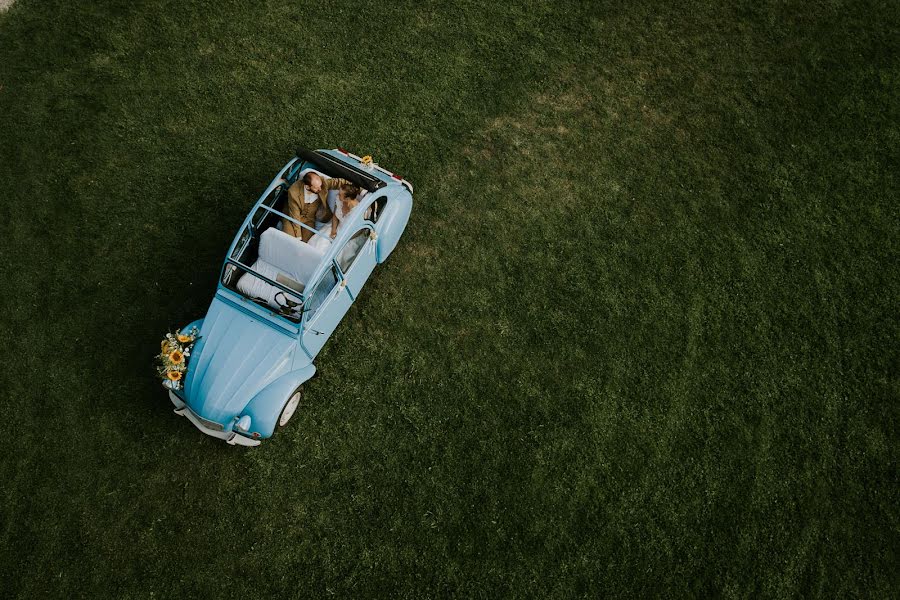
166, 148, 413, 446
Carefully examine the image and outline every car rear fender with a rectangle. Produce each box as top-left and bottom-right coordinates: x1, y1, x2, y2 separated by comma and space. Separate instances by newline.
241, 364, 316, 438
375, 189, 412, 264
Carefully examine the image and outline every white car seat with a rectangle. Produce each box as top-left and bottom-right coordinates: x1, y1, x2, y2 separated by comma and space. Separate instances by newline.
236, 228, 324, 311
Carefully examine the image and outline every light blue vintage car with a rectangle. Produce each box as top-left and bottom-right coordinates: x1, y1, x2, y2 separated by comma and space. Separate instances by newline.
167, 148, 413, 446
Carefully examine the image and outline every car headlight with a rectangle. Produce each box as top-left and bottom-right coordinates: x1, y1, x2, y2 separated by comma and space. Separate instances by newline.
234, 415, 252, 432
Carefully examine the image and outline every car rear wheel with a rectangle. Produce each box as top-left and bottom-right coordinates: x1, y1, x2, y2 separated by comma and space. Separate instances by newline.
278, 387, 302, 427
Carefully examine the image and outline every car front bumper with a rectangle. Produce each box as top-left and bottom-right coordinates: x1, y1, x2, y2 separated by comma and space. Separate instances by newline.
168, 390, 260, 447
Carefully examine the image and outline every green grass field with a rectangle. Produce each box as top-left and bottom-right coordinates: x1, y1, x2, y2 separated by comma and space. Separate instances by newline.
1, 0, 897, 596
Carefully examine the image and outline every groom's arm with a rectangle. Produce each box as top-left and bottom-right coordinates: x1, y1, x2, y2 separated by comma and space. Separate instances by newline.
316, 178, 349, 222
324, 177, 350, 192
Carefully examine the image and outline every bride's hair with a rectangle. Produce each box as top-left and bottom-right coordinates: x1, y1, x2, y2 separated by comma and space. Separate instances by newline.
339, 183, 360, 200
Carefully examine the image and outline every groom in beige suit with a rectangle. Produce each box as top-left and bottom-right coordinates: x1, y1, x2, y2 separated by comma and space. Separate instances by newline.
283, 172, 350, 242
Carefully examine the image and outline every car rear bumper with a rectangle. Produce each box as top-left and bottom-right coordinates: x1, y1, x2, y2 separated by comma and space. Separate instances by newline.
168, 390, 260, 447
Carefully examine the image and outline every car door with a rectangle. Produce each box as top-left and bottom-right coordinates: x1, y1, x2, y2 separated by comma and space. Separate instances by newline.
299, 227, 378, 358
337, 226, 377, 298
300, 262, 352, 357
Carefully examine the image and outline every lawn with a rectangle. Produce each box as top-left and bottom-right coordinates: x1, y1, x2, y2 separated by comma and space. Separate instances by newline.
0, 0, 897, 597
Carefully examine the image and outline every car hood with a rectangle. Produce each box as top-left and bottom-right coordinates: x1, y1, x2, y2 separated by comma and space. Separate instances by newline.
184, 295, 295, 424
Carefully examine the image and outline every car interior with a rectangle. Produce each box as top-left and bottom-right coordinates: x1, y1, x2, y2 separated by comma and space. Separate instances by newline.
220, 164, 388, 323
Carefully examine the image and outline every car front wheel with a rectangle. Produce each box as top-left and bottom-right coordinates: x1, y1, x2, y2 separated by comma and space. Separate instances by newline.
278, 387, 302, 427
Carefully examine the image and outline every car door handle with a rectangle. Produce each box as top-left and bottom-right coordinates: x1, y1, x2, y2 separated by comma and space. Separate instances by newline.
310, 329, 325, 335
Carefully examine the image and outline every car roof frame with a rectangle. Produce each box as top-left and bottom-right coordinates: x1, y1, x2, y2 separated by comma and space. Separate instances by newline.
295, 147, 387, 193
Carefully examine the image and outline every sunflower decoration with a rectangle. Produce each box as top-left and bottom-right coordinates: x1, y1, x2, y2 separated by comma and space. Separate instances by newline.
360, 154, 374, 169
157, 326, 200, 391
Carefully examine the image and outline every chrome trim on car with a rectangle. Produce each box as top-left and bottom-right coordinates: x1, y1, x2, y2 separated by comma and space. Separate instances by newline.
191, 408, 225, 432
168, 390, 261, 447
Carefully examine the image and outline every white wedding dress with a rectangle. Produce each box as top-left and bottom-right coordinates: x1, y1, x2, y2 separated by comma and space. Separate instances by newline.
306, 192, 370, 254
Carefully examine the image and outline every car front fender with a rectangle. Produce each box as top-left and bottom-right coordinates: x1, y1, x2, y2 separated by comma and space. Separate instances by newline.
241, 364, 317, 438
183, 318, 204, 332
178, 318, 204, 342
171, 319, 204, 401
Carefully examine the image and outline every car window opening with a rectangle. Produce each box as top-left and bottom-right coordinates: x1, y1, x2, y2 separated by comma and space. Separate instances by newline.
305, 263, 340, 318
337, 228, 371, 273
371, 195, 388, 222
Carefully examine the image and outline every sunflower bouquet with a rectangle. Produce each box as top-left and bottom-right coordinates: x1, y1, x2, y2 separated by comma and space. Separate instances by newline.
157, 326, 200, 391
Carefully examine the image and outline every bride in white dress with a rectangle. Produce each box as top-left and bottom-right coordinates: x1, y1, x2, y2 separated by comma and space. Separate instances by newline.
307, 184, 367, 254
